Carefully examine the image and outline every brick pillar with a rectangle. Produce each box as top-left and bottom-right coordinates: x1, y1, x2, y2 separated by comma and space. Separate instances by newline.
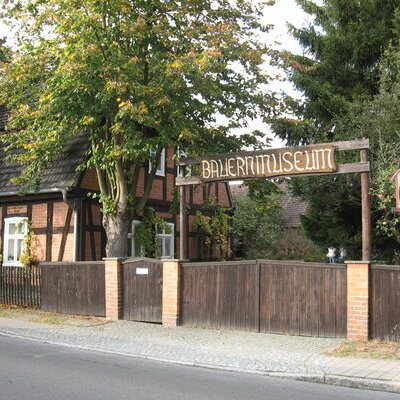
104, 257, 124, 320
346, 261, 370, 341
162, 260, 181, 327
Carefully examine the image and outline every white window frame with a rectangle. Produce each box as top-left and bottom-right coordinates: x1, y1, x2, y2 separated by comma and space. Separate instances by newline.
176, 148, 192, 177
149, 148, 166, 177
3, 217, 28, 267
127, 220, 143, 258
156, 223, 175, 259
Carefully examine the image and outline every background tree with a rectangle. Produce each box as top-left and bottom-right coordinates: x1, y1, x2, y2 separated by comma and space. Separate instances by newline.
232, 189, 283, 259
270, 0, 400, 261
232, 181, 325, 261
0, 0, 275, 257
0, 38, 10, 63
333, 45, 400, 262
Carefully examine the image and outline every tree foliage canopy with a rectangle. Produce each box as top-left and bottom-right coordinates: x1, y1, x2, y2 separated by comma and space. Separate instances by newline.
0, 0, 275, 256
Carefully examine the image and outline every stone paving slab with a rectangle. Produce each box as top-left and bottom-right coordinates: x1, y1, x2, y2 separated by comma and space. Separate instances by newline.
0, 317, 400, 393
323, 357, 400, 382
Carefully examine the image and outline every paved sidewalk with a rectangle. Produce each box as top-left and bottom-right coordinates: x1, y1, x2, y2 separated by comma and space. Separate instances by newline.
0, 317, 399, 393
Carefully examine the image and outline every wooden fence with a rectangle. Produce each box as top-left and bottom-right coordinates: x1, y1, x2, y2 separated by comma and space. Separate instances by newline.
0, 266, 40, 307
41, 262, 105, 317
370, 264, 400, 341
180, 260, 347, 338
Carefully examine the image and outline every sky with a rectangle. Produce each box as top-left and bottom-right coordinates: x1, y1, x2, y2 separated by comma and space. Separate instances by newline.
251, 0, 313, 148
219, 0, 313, 148
0, 0, 312, 149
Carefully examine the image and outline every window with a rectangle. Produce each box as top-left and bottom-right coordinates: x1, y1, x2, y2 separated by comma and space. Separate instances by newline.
127, 220, 143, 258
156, 223, 174, 259
127, 220, 174, 259
3, 217, 28, 267
177, 148, 192, 177
149, 148, 165, 177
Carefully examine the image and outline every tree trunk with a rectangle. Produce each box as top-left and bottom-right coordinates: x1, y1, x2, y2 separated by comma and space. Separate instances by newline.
103, 208, 131, 257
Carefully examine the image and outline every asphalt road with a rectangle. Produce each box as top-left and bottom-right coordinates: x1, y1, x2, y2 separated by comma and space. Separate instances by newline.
0, 335, 398, 400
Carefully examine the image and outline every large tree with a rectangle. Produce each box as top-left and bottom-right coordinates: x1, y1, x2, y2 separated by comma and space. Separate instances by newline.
270, 0, 400, 260
333, 46, 400, 262
0, 0, 275, 257
273, 0, 400, 145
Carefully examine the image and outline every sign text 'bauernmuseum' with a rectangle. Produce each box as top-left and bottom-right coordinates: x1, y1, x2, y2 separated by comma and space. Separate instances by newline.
200, 145, 337, 182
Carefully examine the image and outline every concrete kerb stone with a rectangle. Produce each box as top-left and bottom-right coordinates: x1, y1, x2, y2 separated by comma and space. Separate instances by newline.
324, 375, 400, 394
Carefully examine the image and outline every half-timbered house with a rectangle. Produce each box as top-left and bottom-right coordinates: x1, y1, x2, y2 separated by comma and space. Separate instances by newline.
0, 106, 233, 265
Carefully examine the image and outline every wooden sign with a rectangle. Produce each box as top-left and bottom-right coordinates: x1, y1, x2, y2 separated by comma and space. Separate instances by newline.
200, 145, 336, 182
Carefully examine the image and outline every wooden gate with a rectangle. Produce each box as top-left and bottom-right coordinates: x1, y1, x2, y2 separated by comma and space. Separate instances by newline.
122, 258, 163, 323
180, 260, 347, 338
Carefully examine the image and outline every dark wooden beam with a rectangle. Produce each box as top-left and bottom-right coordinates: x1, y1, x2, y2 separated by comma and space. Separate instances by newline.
87, 204, 96, 260
58, 207, 73, 262
46, 203, 53, 261
179, 184, 186, 260
361, 150, 372, 261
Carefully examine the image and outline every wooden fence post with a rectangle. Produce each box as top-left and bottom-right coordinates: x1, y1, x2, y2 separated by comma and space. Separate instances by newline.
104, 257, 124, 320
162, 259, 181, 327
360, 150, 372, 261
346, 261, 370, 341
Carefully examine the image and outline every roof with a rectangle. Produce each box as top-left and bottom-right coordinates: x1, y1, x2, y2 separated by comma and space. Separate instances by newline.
229, 181, 308, 228
0, 106, 89, 195
278, 182, 308, 228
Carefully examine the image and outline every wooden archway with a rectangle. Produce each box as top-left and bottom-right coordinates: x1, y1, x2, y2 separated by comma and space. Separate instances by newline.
177, 139, 372, 261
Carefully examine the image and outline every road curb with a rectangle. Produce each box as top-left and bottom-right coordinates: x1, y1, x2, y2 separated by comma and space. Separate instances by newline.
324, 375, 400, 394
0, 329, 399, 394
267, 372, 400, 393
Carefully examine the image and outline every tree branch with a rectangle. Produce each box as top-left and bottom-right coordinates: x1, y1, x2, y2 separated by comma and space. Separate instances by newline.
136, 149, 162, 213
129, 163, 141, 198
115, 157, 128, 205
95, 165, 109, 197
